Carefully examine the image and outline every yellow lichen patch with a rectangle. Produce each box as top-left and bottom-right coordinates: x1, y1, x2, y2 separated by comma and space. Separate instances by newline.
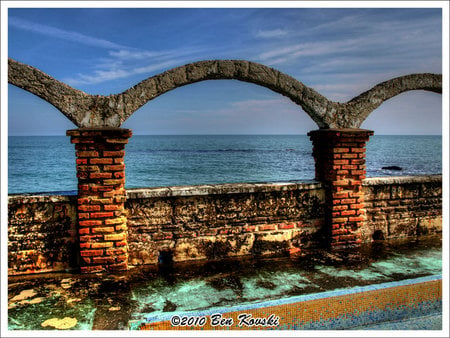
41, 317, 77, 330
29, 297, 44, 304
11, 289, 37, 302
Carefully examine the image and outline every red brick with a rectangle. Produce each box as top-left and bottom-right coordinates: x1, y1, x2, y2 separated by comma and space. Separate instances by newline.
91, 242, 114, 249
77, 172, 89, 179
77, 165, 100, 172
103, 204, 122, 211
349, 216, 365, 222
79, 220, 103, 227
78, 184, 90, 191
76, 159, 88, 165
242, 226, 256, 232
115, 241, 127, 247
90, 212, 114, 218
90, 172, 113, 179
278, 223, 295, 229
103, 179, 124, 185
76, 151, 99, 157
104, 233, 127, 241
80, 242, 91, 249
342, 165, 358, 170
104, 217, 126, 225
332, 205, 348, 211
114, 158, 124, 164
258, 224, 277, 231
114, 172, 125, 178
90, 158, 113, 164
103, 150, 125, 157
104, 164, 125, 171
91, 198, 114, 204
115, 224, 127, 231
332, 180, 349, 186
340, 199, 356, 204
78, 205, 101, 212
332, 192, 348, 199
78, 213, 90, 219
341, 210, 356, 216
333, 160, 349, 165
332, 217, 348, 223
79, 228, 90, 235
80, 249, 103, 257
106, 248, 127, 256
333, 148, 349, 153
107, 262, 128, 271
91, 226, 115, 233
91, 185, 114, 192
341, 153, 358, 159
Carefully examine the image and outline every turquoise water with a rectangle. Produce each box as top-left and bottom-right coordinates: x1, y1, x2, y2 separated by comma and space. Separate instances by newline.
8, 134, 442, 194
7, 236, 442, 330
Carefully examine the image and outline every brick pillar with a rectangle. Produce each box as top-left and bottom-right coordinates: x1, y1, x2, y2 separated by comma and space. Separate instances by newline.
308, 128, 373, 250
67, 128, 132, 273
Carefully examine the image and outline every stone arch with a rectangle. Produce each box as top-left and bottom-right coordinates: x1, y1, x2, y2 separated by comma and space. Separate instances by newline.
8, 58, 442, 129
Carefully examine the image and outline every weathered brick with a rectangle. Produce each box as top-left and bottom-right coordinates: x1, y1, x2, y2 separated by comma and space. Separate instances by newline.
78, 205, 101, 212
76, 151, 99, 157
258, 224, 277, 231
104, 217, 126, 225
80, 249, 103, 257
90, 242, 114, 249
349, 216, 365, 222
333, 192, 348, 199
103, 179, 124, 185
104, 233, 127, 241
104, 164, 125, 171
90, 158, 113, 164
106, 248, 127, 256
103, 204, 122, 211
91, 226, 115, 233
77, 165, 100, 172
333, 160, 349, 165
90, 172, 113, 179
341, 153, 358, 159
90, 212, 114, 218
79, 220, 103, 227
103, 150, 125, 157
79, 228, 90, 235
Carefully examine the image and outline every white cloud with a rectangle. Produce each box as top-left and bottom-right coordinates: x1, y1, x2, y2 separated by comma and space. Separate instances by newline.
255, 29, 288, 39
9, 16, 128, 50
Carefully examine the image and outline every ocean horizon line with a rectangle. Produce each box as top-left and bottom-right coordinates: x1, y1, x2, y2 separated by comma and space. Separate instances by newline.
7, 133, 444, 137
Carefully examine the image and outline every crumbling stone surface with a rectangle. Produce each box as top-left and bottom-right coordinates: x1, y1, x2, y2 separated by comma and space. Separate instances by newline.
8, 58, 442, 129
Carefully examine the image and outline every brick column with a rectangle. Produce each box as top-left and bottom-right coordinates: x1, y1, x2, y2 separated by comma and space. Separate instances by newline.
308, 129, 373, 250
67, 128, 132, 273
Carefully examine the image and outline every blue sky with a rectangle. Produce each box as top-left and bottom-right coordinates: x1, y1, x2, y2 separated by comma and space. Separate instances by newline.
6, 6, 444, 135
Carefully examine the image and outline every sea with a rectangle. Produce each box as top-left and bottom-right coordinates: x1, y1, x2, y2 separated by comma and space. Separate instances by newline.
7, 135, 442, 195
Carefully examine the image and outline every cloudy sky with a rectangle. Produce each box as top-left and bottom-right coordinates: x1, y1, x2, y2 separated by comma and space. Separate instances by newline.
5, 5, 444, 135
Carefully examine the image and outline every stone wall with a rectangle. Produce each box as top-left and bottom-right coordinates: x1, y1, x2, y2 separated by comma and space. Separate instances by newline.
8, 194, 78, 275
361, 175, 442, 240
125, 182, 325, 266
7, 175, 442, 275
